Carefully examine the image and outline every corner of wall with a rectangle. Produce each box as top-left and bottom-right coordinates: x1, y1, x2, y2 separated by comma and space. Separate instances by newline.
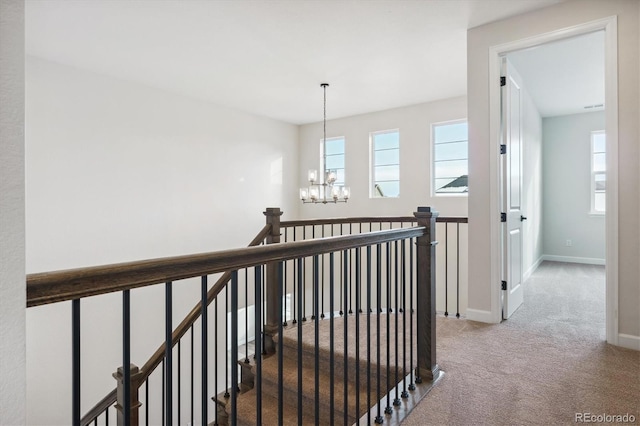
0, 0, 26, 424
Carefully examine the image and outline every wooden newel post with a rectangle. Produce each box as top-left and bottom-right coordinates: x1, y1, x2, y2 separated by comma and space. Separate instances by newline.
263, 207, 283, 355
113, 364, 143, 426
413, 206, 440, 383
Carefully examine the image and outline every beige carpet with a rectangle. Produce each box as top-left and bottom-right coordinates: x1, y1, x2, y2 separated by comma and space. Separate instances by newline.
403, 261, 640, 425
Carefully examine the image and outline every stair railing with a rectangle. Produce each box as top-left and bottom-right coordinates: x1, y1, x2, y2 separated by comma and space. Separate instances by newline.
280, 214, 468, 319
27, 206, 447, 425
28, 221, 273, 426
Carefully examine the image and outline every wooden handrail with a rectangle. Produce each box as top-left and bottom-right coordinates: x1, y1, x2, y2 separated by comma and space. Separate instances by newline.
436, 217, 468, 223
281, 216, 417, 227
27, 226, 424, 307
281, 215, 467, 227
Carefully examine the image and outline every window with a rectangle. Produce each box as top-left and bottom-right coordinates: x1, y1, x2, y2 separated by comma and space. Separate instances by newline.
321, 136, 345, 186
591, 130, 606, 213
432, 120, 468, 195
371, 130, 400, 198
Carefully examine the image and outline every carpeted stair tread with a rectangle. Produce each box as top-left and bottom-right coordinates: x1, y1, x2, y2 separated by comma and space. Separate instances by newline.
234, 388, 316, 426
275, 312, 415, 384
256, 351, 379, 424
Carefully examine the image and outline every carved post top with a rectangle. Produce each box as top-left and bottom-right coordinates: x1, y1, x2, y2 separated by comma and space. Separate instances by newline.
263, 207, 283, 218
413, 206, 439, 221
264, 207, 282, 243
113, 364, 144, 382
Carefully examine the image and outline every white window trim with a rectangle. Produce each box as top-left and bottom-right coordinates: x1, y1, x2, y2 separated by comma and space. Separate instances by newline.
590, 130, 606, 215
370, 129, 400, 198
431, 118, 468, 197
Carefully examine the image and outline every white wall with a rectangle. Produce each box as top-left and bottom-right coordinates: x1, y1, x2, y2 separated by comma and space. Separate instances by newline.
468, 0, 639, 341
542, 111, 606, 262
25, 57, 299, 425
0, 1, 26, 424
298, 96, 468, 219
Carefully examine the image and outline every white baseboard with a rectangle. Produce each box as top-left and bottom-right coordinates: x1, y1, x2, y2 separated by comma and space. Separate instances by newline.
541, 254, 605, 266
617, 334, 640, 351
524, 256, 543, 281
466, 308, 499, 324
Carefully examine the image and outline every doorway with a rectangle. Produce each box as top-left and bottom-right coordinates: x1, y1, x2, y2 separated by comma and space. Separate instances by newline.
490, 17, 619, 344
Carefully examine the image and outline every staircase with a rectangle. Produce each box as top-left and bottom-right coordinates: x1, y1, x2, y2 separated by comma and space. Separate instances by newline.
26, 208, 457, 426
224, 312, 414, 425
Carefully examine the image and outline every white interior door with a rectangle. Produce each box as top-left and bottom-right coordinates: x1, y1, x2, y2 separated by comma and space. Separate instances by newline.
501, 58, 524, 319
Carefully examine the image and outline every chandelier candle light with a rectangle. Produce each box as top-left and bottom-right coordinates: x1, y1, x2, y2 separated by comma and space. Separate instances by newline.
300, 83, 350, 204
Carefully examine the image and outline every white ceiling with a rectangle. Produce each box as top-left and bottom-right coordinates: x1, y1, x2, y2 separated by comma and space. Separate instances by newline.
507, 30, 605, 117
26, 0, 566, 125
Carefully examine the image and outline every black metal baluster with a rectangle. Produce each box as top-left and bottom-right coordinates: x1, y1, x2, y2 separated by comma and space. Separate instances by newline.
349, 224, 353, 315
254, 266, 263, 426
303, 227, 307, 322
394, 240, 401, 408
278, 262, 284, 425
165, 282, 173, 426
321, 225, 325, 319
230, 271, 239, 425
201, 276, 208, 425
339, 224, 343, 316
314, 254, 320, 425
366, 245, 372, 426
292, 227, 297, 325
106, 405, 109, 426
375, 244, 383, 424
343, 249, 349, 425
385, 243, 392, 415
145, 377, 149, 426
312, 226, 316, 321
162, 359, 165, 426
297, 257, 304, 426
355, 247, 361, 421
190, 326, 194, 426
359, 223, 363, 313
225, 287, 230, 397
243, 269, 251, 362
178, 338, 182, 424
123, 290, 132, 426
401, 240, 409, 400
409, 238, 416, 391
284, 229, 289, 325
445, 223, 449, 317
72, 299, 80, 426
262, 265, 267, 355
215, 295, 219, 425
457, 222, 461, 318
329, 252, 335, 425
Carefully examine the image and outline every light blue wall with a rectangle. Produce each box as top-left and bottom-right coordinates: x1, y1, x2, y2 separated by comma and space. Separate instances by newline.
542, 111, 606, 262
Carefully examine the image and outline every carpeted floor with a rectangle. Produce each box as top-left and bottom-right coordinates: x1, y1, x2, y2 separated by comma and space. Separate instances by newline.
403, 261, 640, 425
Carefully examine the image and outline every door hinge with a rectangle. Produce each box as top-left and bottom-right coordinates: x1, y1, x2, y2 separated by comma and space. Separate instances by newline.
500, 144, 507, 154
500, 76, 506, 87
501, 280, 507, 291
501, 212, 507, 222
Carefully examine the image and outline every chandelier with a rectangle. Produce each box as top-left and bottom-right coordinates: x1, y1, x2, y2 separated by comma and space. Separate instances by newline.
300, 83, 349, 204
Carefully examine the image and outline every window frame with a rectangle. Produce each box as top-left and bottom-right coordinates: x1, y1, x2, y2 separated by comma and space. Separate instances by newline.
320, 136, 345, 186
370, 129, 400, 199
590, 130, 606, 215
431, 118, 469, 197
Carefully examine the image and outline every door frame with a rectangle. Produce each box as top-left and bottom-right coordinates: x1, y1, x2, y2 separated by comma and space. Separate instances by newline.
488, 16, 619, 344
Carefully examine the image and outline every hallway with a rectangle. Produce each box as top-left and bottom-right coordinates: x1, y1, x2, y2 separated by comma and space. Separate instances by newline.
403, 261, 638, 425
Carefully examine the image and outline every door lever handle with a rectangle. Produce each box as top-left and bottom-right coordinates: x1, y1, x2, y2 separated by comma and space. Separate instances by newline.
520, 215, 527, 221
